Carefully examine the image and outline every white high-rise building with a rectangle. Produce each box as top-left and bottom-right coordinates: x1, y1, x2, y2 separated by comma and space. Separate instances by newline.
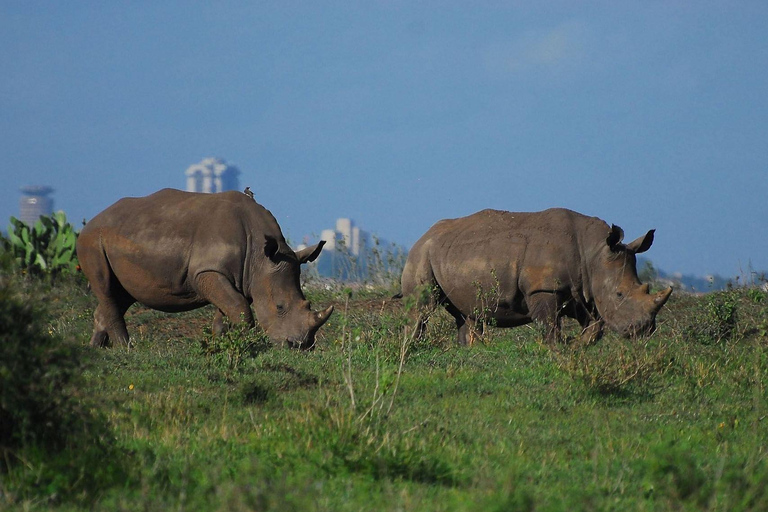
327, 218, 368, 256
320, 229, 337, 250
185, 157, 240, 193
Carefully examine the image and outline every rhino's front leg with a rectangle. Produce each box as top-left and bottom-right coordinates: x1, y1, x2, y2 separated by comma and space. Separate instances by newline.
579, 319, 604, 346
527, 292, 563, 344
456, 316, 483, 346
212, 309, 227, 335
195, 272, 254, 331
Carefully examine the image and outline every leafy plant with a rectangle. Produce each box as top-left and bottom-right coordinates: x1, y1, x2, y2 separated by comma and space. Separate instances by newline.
747, 287, 766, 304
3, 212, 80, 279
0, 274, 123, 504
199, 321, 272, 369
704, 291, 739, 343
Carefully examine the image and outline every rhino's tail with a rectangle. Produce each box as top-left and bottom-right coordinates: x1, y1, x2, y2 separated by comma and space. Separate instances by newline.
391, 291, 403, 300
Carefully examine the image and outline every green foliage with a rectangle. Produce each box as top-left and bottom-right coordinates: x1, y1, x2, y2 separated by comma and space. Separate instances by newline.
2, 212, 80, 279
4, 277, 768, 510
199, 322, 272, 369
675, 290, 742, 345
705, 291, 739, 341
554, 338, 672, 399
0, 276, 124, 505
747, 287, 766, 304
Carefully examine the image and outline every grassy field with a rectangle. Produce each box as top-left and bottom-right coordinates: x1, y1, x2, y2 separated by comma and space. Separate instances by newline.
1, 274, 767, 511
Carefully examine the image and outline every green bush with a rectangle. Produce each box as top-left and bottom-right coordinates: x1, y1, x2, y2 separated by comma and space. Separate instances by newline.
199, 322, 272, 370
0, 276, 124, 505
2, 212, 80, 279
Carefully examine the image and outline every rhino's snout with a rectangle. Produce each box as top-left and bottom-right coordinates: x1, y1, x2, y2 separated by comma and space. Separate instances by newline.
620, 319, 656, 339
269, 305, 334, 350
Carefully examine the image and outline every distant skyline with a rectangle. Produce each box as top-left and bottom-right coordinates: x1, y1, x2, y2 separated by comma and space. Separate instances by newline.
1, 2, 767, 279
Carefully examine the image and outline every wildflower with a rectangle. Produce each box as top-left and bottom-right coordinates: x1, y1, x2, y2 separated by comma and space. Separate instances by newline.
129, 384, 135, 391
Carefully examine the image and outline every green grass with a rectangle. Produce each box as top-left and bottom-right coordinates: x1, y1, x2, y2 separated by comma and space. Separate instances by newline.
2, 275, 767, 511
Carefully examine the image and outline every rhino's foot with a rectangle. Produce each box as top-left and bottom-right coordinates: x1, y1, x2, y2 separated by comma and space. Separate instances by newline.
90, 331, 109, 348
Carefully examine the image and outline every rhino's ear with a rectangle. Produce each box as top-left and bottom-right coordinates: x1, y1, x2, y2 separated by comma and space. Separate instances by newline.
606, 224, 624, 251
296, 240, 326, 264
264, 235, 280, 261
627, 229, 655, 254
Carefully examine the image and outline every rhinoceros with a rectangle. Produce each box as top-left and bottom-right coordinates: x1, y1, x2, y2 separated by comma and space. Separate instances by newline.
77, 188, 333, 349
400, 208, 672, 345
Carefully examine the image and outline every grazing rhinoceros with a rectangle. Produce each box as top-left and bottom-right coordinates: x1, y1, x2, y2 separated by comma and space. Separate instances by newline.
77, 188, 333, 349
400, 208, 672, 345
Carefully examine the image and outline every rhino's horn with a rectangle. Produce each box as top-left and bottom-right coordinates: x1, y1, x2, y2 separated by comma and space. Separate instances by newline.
314, 305, 334, 328
652, 287, 673, 312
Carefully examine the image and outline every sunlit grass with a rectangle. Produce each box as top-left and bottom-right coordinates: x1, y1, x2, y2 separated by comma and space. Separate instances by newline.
2, 278, 767, 510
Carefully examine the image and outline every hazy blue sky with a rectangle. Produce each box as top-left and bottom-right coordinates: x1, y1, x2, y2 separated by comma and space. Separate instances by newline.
2, 2, 766, 278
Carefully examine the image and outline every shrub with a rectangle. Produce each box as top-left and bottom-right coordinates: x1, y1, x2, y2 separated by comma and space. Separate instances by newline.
676, 290, 741, 345
2, 212, 80, 280
0, 273, 123, 505
199, 322, 272, 370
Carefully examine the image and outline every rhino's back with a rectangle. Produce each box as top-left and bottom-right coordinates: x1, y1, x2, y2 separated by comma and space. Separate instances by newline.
78, 189, 281, 308
424, 208, 593, 262
420, 208, 606, 309
86, 189, 275, 235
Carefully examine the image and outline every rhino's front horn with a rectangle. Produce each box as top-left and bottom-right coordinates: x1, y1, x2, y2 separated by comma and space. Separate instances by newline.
652, 287, 673, 312
314, 305, 334, 328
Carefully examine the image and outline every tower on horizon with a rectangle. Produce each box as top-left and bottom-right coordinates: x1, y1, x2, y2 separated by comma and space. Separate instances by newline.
19, 185, 54, 225
185, 157, 240, 193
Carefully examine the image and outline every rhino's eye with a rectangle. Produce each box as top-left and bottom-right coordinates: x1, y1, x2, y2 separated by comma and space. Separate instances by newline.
616, 291, 624, 299
276, 304, 286, 314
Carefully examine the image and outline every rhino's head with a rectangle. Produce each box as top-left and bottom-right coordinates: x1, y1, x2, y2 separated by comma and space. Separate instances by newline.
590, 225, 672, 338
251, 237, 333, 349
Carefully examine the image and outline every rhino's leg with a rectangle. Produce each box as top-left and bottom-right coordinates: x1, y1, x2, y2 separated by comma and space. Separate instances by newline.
456, 317, 483, 346
527, 292, 563, 344
570, 299, 603, 346
212, 309, 227, 336
195, 272, 254, 331
402, 283, 440, 341
91, 299, 132, 347
401, 246, 440, 341
579, 319, 604, 345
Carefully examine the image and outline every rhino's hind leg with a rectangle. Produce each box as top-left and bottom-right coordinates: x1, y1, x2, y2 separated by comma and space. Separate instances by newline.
91, 300, 132, 348
195, 272, 254, 331
402, 283, 440, 341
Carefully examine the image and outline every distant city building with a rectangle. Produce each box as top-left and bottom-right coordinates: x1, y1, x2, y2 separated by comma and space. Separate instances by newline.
320, 218, 370, 256
19, 185, 54, 225
185, 157, 240, 193
299, 218, 406, 281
